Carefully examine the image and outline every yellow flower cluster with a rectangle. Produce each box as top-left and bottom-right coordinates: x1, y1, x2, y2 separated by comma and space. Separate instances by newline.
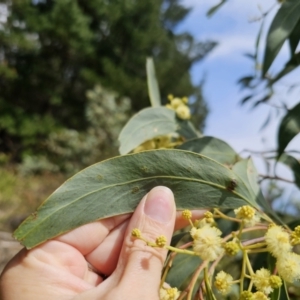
239, 291, 270, 300
194, 211, 215, 228
224, 240, 240, 256
290, 225, 300, 245
234, 205, 260, 226
133, 134, 182, 153
160, 283, 180, 300
265, 224, 300, 283
166, 94, 191, 120
214, 271, 233, 295
252, 268, 281, 295
190, 224, 224, 261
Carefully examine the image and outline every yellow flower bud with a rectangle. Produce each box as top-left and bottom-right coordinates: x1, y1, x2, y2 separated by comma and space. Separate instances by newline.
224, 241, 240, 256
176, 105, 191, 120
156, 235, 167, 247
214, 271, 233, 295
171, 98, 183, 109
182, 209, 192, 220
131, 228, 141, 238
239, 291, 253, 300
269, 275, 282, 289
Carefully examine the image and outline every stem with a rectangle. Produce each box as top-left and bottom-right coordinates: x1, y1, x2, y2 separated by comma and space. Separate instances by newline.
184, 261, 207, 300
165, 245, 198, 256
214, 209, 241, 223
259, 174, 295, 184
161, 241, 194, 288
240, 250, 247, 292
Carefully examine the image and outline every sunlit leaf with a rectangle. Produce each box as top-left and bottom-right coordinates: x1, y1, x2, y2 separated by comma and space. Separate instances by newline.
14, 149, 260, 249
263, 0, 300, 75
237, 76, 254, 89
177, 136, 240, 165
270, 52, 300, 84
277, 102, 300, 158
146, 57, 161, 107
288, 18, 300, 54
279, 154, 300, 188
118, 107, 177, 155
240, 94, 253, 106
206, 0, 227, 17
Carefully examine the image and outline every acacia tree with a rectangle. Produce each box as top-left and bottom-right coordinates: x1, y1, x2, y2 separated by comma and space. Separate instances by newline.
0, 0, 216, 161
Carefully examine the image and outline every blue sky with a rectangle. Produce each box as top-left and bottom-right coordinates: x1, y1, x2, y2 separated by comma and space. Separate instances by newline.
179, 0, 300, 211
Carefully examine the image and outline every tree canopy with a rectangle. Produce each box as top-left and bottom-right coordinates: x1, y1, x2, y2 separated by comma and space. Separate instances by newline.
0, 0, 216, 161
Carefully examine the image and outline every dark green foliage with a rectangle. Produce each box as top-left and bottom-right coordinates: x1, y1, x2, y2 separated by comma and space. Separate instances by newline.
0, 0, 215, 161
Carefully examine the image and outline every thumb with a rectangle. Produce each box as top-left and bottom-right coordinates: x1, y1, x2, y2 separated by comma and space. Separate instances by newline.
113, 186, 176, 299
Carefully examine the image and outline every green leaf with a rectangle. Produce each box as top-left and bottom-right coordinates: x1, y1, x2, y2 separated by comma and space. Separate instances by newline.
270, 52, 300, 84
232, 159, 284, 224
118, 107, 177, 155
232, 158, 264, 204
166, 253, 202, 292
263, 0, 300, 76
146, 57, 161, 107
177, 136, 240, 166
176, 119, 201, 140
279, 154, 300, 188
14, 149, 259, 249
288, 18, 300, 54
277, 102, 300, 158
171, 231, 191, 247
206, 0, 227, 17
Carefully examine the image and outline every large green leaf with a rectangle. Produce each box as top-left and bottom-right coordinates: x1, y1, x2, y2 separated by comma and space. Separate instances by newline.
177, 136, 240, 165
146, 57, 161, 107
14, 149, 259, 249
262, 0, 300, 76
118, 107, 177, 155
277, 102, 300, 158
279, 154, 300, 189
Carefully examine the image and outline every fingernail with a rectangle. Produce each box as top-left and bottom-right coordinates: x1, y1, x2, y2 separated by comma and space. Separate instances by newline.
144, 186, 174, 223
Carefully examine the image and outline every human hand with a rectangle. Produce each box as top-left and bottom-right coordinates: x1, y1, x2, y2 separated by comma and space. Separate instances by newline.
0, 186, 205, 300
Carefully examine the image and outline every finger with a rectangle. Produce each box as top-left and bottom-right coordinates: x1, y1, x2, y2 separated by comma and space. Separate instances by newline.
109, 186, 176, 299
83, 209, 206, 276
85, 219, 129, 276
55, 214, 131, 255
